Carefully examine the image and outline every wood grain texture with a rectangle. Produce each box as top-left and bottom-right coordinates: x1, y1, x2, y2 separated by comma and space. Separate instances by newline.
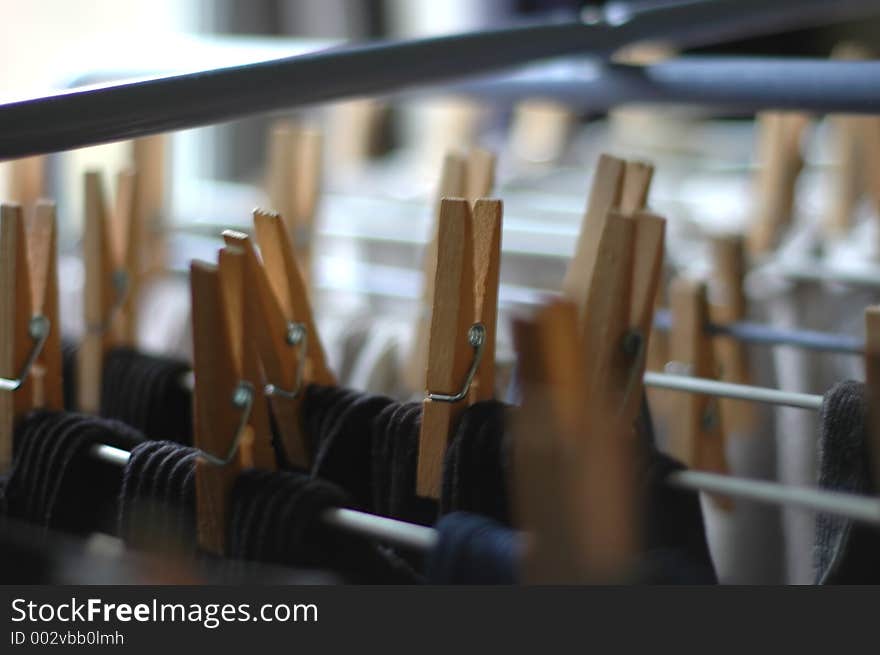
78, 172, 116, 413
132, 135, 167, 277
561, 153, 625, 318
226, 226, 310, 468
0, 205, 34, 471
709, 235, 755, 434
748, 112, 809, 254
513, 300, 636, 583
254, 210, 334, 386
191, 260, 246, 555
28, 202, 62, 411
469, 199, 502, 403
669, 277, 731, 502
417, 199, 474, 498
405, 152, 468, 393
114, 170, 140, 345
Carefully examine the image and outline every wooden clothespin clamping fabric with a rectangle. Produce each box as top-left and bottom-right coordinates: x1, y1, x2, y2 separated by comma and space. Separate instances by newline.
416, 197, 502, 498
191, 258, 256, 555
0, 202, 62, 471
222, 209, 335, 470
512, 300, 637, 583
405, 148, 497, 393
78, 170, 140, 413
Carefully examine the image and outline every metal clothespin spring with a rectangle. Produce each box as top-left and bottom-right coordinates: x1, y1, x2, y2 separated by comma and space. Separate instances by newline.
198, 381, 255, 467
427, 323, 486, 403
264, 322, 308, 400
0, 315, 51, 392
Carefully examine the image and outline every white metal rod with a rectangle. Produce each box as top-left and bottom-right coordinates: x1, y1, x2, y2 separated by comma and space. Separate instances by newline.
89, 440, 880, 551
669, 471, 880, 523
644, 372, 823, 410
90, 444, 436, 551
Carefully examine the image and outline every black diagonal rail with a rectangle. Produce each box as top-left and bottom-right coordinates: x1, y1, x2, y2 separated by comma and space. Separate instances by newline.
0, 0, 877, 159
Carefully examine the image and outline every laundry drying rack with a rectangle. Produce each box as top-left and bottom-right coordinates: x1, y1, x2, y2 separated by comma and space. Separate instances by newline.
3, 0, 880, 553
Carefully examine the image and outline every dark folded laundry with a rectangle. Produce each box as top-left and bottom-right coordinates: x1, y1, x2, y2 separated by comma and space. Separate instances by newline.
441, 400, 511, 524
1, 410, 143, 536
227, 468, 420, 584
814, 380, 880, 584
117, 440, 198, 555
61, 338, 78, 411
426, 512, 520, 584
100, 347, 193, 444
370, 400, 438, 525
301, 384, 394, 509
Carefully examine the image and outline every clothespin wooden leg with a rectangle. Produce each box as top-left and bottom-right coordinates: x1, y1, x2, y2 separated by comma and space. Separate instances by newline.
191, 260, 252, 555
78, 171, 118, 413
26, 201, 63, 411
709, 235, 755, 435
669, 277, 731, 507
405, 152, 468, 393
417, 199, 475, 498
513, 300, 637, 583
0, 204, 36, 471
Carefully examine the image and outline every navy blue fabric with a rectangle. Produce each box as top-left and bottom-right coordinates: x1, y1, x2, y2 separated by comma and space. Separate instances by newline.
426, 512, 519, 584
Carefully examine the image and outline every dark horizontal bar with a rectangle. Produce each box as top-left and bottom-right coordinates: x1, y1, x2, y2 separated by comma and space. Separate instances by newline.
449, 58, 880, 115
653, 308, 864, 355
0, 0, 875, 159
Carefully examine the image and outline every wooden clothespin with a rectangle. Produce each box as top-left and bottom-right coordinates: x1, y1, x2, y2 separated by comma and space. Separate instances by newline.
512, 299, 637, 583
416, 197, 502, 498
709, 234, 755, 435
7, 156, 45, 209
747, 111, 810, 254
267, 122, 323, 284
0, 202, 60, 470
668, 276, 730, 487
191, 258, 254, 555
562, 154, 663, 429
222, 209, 335, 469
509, 99, 574, 164
405, 148, 497, 392
864, 306, 880, 486
78, 171, 138, 412
132, 135, 167, 279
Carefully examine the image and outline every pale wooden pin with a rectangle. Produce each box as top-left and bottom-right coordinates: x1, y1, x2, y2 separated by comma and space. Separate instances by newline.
709, 235, 755, 435
267, 122, 323, 284
747, 111, 810, 254
669, 276, 730, 507
132, 135, 167, 278
78, 172, 118, 413
561, 154, 626, 318
26, 202, 63, 411
406, 149, 495, 392
8, 156, 45, 208
224, 211, 334, 468
192, 259, 252, 555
